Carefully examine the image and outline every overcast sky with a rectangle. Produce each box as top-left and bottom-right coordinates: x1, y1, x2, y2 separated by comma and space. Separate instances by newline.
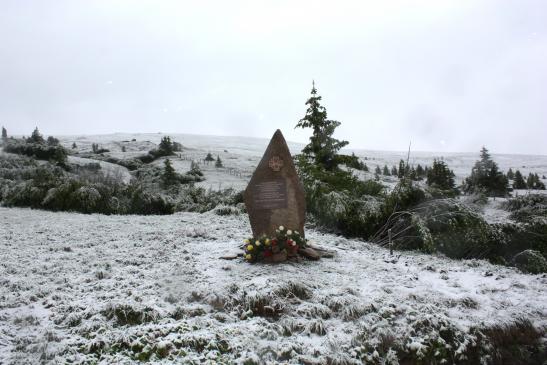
1, 0, 546, 154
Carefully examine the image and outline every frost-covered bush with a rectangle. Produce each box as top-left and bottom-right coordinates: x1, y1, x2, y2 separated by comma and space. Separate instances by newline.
502, 194, 547, 223
74, 186, 102, 212
41, 180, 82, 211
311, 190, 385, 237
104, 156, 143, 171
351, 316, 545, 364
299, 158, 386, 237
0, 154, 242, 215
498, 222, 547, 263
498, 194, 547, 268
174, 187, 243, 213
127, 186, 175, 215
4, 139, 68, 164
464, 192, 489, 206
512, 250, 547, 274
133, 164, 204, 188
390, 198, 504, 259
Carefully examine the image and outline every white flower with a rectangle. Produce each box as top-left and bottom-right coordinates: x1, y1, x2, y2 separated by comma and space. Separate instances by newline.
287, 230, 293, 235
295, 231, 299, 235
255, 240, 261, 246
279, 226, 285, 231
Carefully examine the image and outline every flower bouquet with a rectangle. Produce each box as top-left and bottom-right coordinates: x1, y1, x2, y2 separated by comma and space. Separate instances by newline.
243, 226, 308, 263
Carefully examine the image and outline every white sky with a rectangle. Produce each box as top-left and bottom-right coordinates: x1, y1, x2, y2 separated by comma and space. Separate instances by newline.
1, 0, 546, 154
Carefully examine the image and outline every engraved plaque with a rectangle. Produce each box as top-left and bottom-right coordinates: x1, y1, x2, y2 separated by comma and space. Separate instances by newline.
253, 179, 287, 210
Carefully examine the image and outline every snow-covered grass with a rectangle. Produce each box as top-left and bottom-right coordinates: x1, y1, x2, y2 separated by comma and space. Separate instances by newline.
1, 207, 545, 364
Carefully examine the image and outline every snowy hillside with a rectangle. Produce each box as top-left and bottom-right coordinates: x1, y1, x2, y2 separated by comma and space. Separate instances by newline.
54, 133, 547, 191
1, 208, 546, 364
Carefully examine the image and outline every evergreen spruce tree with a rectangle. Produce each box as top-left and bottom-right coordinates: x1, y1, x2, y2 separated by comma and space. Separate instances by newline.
507, 168, 514, 180
488, 163, 509, 196
72, 142, 77, 149
526, 173, 535, 189
524, 173, 545, 190
158, 136, 174, 156
205, 152, 215, 164
391, 166, 398, 176
398, 160, 405, 179
189, 160, 203, 177
161, 159, 178, 186
294, 82, 384, 234
121, 146, 126, 152
409, 167, 417, 181
363, 163, 369, 172
463, 146, 508, 197
295, 82, 349, 171
427, 159, 456, 191
513, 170, 527, 189
382, 165, 390, 176
375, 165, 382, 175
534, 173, 546, 190
28, 127, 45, 144
47, 136, 59, 146
1, 126, 7, 140
416, 164, 425, 179
215, 155, 223, 168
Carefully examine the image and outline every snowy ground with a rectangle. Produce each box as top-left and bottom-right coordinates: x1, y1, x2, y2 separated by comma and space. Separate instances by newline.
67, 156, 132, 184
1, 208, 546, 364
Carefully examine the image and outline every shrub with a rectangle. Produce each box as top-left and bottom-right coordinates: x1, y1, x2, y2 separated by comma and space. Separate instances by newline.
174, 187, 243, 213
512, 250, 547, 274
103, 157, 143, 171
501, 194, 547, 222
388, 198, 503, 259
91, 143, 109, 154
4, 139, 68, 164
128, 186, 175, 215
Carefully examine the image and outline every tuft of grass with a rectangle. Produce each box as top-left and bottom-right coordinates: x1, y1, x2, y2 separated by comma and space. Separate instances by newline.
102, 304, 160, 326
275, 281, 312, 300
308, 320, 327, 336
475, 318, 546, 365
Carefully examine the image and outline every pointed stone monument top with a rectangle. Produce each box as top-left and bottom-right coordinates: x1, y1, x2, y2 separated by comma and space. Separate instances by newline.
244, 130, 306, 238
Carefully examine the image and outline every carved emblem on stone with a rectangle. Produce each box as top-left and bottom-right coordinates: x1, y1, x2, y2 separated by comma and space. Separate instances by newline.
268, 155, 284, 171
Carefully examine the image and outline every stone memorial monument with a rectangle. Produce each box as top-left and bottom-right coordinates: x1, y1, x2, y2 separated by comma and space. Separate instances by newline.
244, 129, 306, 239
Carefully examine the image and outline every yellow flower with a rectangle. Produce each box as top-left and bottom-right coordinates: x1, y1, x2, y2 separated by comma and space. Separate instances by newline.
247, 245, 254, 251
265, 239, 271, 246
245, 254, 252, 260
243, 239, 250, 244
